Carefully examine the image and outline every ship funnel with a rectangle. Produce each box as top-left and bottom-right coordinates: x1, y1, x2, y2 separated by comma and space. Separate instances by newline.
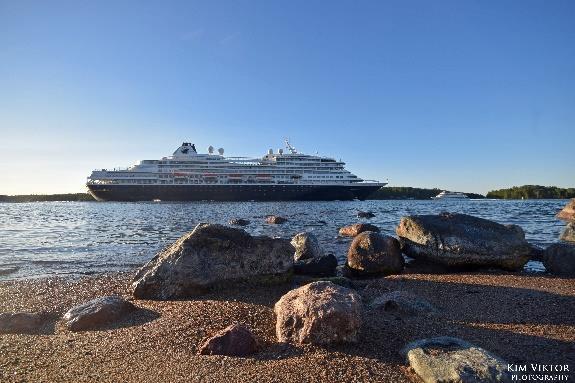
278, 148, 283, 155
218, 147, 224, 155
208, 145, 214, 154
268, 149, 273, 155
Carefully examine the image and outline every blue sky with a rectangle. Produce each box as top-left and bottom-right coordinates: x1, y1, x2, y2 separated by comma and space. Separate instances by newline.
0, 0, 573, 195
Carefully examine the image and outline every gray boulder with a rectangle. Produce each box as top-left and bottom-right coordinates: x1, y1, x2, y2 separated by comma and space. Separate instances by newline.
396, 213, 531, 270
543, 243, 575, 277
274, 281, 362, 345
0, 312, 46, 334
371, 291, 437, 316
400, 336, 511, 383
132, 223, 294, 299
560, 223, 575, 242
291, 232, 324, 261
556, 199, 575, 222
63, 295, 136, 332
347, 232, 404, 275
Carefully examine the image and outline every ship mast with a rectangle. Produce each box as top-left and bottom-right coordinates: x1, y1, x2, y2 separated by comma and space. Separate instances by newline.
285, 138, 297, 154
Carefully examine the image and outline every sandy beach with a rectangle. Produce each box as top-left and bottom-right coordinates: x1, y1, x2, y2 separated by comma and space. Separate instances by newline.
1, 270, 573, 383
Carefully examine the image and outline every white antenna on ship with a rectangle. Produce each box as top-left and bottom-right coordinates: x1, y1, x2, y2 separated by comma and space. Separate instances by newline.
285, 138, 297, 154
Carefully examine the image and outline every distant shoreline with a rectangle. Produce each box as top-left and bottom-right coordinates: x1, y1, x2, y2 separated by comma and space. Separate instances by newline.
0, 193, 96, 203
1, 185, 573, 202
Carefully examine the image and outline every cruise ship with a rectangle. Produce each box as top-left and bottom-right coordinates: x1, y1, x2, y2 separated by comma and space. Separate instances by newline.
86, 140, 386, 201
431, 191, 469, 200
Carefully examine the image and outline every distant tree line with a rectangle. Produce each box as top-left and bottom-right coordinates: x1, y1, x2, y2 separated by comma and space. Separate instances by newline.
368, 187, 484, 200
486, 185, 575, 199
0, 193, 95, 202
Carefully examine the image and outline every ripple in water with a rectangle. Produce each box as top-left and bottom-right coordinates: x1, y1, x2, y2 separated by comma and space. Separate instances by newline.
0, 199, 567, 280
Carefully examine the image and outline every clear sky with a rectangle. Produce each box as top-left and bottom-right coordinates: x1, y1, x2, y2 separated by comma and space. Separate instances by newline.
0, 0, 573, 195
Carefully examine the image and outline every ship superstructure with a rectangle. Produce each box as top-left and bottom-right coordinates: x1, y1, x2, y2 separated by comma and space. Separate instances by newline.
87, 140, 385, 201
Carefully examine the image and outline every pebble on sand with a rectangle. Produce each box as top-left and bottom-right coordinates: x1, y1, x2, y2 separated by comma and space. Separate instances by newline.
63, 295, 137, 332
198, 324, 258, 357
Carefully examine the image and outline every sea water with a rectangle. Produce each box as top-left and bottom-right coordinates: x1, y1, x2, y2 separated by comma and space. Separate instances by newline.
0, 199, 568, 280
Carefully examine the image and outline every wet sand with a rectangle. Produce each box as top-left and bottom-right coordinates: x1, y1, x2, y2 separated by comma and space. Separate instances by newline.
0, 271, 574, 382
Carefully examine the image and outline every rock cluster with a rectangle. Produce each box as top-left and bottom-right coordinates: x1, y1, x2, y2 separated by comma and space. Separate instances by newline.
131, 223, 293, 299
396, 213, 531, 270
274, 281, 362, 345
2, 212, 551, 380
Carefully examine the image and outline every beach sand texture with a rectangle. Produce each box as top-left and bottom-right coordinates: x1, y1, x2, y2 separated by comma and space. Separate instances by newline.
0, 272, 573, 382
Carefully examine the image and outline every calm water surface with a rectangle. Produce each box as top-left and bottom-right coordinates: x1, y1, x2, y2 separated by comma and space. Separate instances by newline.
0, 199, 568, 280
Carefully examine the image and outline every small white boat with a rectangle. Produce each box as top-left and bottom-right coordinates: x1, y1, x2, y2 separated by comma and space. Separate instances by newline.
431, 191, 469, 200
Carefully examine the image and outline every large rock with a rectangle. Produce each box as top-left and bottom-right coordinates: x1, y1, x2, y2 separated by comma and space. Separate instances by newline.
132, 223, 294, 299
274, 281, 362, 345
543, 243, 575, 277
0, 312, 46, 334
198, 324, 258, 356
400, 336, 511, 383
347, 232, 404, 275
396, 213, 531, 270
560, 223, 575, 242
291, 232, 324, 261
371, 291, 437, 316
357, 211, 375, 218
339, 223, 380, 237
294, 254, 338, 277
63, 295, 136, 332
556, 199, 575, 222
